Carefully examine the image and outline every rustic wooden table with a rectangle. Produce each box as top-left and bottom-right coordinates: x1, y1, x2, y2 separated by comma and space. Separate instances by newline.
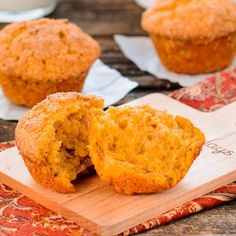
0, 0, 235, 235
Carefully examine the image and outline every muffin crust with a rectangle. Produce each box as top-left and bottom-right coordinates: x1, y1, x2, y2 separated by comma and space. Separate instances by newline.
142, 0, 236, 40
0, 19, 100, 107
142, 0, 236, 74
15, 92, 104, 193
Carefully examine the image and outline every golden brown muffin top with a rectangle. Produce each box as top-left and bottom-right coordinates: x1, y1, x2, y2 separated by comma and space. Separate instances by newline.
0, 18, 100, 82
16, 92, 104, 162
142, 0, 236, 40
15, 92, 104, 192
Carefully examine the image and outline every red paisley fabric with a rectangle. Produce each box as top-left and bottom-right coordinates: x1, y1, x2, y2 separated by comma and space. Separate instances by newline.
1, 67, 236, 236
170, 67, 236, 111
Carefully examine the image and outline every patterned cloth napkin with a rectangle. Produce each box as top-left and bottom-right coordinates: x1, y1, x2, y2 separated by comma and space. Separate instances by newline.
0, 67, 236, 235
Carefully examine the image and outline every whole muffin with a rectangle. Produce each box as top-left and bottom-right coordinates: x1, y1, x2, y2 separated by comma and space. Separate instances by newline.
0, 19, 100, 107
89, 105, 205, 195
142, 0, 236, 74
15, 92, 104, 193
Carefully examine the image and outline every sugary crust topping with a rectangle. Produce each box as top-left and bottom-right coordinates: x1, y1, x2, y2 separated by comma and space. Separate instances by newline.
142, 0, 236, 40
15, 92, 104, 164
0, 18, 100, 81
15, 92, 104, 192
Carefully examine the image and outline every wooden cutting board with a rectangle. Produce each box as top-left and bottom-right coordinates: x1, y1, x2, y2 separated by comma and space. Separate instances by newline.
0, 93, 236, 236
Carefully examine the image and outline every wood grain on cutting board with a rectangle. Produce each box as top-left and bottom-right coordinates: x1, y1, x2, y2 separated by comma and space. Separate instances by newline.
0, 94, 236, 235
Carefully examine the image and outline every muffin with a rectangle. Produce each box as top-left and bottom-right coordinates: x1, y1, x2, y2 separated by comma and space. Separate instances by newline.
0, 18, 100, 107
15, 92, 104, 193
142, 0, 236, 74
89, 105, 205, 195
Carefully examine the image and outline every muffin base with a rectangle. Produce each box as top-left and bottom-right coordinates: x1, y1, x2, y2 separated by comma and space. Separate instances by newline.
0, 71, 87, 107
150, 32, 236, 74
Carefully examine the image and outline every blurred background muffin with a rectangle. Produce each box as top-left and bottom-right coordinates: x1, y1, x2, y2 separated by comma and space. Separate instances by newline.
0, 18, 100, 107
142, 0, 236, 74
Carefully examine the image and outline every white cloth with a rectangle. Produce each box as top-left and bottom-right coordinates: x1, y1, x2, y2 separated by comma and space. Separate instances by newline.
114, 35, 236, 87
0, 59, 138, 120
134, 0, 236, 9
134, 0, 155, 9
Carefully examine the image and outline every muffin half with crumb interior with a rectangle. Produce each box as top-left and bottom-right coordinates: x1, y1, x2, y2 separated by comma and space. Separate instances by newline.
15, 92, 104, 193
0, 18, 100, 107
89, 105, 205, 195
142, 0, 236, 74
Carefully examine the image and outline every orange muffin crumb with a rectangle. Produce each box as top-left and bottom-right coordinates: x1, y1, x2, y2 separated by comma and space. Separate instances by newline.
0, 19, 100, 107
89, 105, 205, 195
15, 92, 104, 193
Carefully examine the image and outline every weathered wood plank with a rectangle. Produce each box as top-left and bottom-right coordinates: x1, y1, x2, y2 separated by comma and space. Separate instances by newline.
139, 200, 236, 235
51, 0, 145, 36
0, 120, 17, 142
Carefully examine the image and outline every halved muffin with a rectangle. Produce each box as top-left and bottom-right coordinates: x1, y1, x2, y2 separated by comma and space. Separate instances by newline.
15, 92, 104, 193
89, 105, 205, 194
